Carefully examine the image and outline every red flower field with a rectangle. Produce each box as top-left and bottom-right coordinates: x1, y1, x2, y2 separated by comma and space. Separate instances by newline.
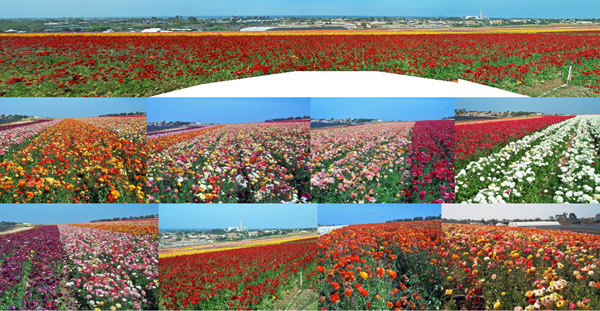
159, 239, 317, 310
1, 31, 599, 96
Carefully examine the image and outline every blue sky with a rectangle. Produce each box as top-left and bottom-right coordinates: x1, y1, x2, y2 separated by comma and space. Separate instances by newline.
147, 98, 309, 123
311, 98, 453, 121
0, 98, 145, 118
2, 0, 598, 18
444, 204, 600, 220
0, 204, 157, 224
456, 98, 600, 115
318, 204, 441, 226
159, 204, 317, 230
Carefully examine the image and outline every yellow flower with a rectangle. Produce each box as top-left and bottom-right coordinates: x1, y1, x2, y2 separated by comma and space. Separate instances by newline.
493, 300, 501, 309
116, 304, 122, 309
445, 289, 453, 295
359, 272, 368, 279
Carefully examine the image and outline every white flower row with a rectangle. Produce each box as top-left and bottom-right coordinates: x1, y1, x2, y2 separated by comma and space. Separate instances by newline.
554, 116, 600, 203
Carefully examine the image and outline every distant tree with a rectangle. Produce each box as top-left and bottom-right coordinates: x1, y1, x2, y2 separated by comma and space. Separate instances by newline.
569, 213, 578, 221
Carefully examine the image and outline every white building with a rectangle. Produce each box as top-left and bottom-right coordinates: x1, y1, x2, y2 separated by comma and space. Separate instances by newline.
226, 218, 247, 232
141, 28, 162, 33
240, 27, 275, 32
465, 9, 488, 20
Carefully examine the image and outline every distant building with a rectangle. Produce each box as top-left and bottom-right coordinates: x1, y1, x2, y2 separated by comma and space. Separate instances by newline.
225, 232, 239, 239
465, 9, 489, 20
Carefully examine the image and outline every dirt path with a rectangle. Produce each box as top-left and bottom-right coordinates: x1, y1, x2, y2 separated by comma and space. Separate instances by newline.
274, 286, 318, 311
559, 132, 577, 167
0, 226, 33, 235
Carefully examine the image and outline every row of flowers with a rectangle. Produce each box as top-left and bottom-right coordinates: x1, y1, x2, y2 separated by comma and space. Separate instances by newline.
0, 119, 60, 155
69, 219, 158, 238
406, 120, 455, 203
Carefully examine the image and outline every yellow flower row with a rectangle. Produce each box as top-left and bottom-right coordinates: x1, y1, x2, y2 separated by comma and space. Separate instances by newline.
1, 27, 599, 38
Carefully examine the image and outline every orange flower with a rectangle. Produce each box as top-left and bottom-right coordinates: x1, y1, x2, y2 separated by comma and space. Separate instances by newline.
386, 269, 397, 279
331, 281, 340, 290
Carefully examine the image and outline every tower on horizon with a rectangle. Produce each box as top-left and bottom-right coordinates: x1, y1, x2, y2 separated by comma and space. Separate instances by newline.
480, 9, 483, 20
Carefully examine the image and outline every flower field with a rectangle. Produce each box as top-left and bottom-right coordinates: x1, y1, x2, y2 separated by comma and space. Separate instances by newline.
455, 116, 574, 165
442, 223, 600, 310
456, 115, 600, 203
311, 120, 454, 203
317, 221, 442, 310
1, 31, 600, 96
0, 220, 158, 310
0, 116, 146, 203
147, 121, 310, 203
159, 239, 317, 310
